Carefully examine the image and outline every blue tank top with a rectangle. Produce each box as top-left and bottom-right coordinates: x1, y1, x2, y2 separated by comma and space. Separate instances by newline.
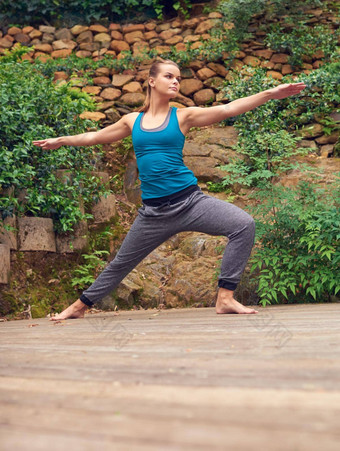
131, 107, 198, 200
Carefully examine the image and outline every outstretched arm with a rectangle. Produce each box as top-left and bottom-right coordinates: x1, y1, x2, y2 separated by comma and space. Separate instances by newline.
184, 82, 306, 129
33, 114, 132, 150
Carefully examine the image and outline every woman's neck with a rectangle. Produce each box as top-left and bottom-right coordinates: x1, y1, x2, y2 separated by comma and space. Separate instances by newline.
147, 96, 170, 117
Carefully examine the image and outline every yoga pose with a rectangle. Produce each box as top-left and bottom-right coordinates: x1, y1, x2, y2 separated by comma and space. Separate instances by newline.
33, 59, 306, 319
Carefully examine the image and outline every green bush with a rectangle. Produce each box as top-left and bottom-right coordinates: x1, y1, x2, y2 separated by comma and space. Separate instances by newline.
264, 22, 339, 68
0, 58, 111, 233
219, 62, 340, 188
0, 0, 191, 25
250, 180, 340, 306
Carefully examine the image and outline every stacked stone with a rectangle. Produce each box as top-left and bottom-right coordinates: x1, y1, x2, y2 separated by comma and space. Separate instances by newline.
0, 7, 337, 122
0, 171, 117, 283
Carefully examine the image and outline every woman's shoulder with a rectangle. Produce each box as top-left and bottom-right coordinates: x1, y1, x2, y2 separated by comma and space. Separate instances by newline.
122, 111, 141, 131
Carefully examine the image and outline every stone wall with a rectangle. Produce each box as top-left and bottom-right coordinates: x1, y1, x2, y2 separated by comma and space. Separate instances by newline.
0, 171, 116, 284
0, 6, 337, 126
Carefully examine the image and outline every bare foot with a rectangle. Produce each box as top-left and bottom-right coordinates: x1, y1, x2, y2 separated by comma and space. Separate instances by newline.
216, 288, 258, 314
49, 299, 88, 321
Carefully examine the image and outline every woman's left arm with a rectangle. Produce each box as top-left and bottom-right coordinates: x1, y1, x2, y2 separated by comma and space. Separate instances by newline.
184, 82, 306, 129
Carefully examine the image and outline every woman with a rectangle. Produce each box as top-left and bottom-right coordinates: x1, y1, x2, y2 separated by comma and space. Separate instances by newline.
33, 59, 306, 319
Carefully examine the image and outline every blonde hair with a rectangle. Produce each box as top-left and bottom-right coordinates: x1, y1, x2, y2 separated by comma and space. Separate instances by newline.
138, 59, 180, 113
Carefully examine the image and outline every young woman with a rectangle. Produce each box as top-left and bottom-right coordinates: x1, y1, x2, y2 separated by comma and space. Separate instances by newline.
33, 59, 306, 319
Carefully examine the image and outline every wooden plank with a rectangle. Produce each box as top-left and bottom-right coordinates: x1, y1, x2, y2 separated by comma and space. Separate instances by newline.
0, 304, 340, 450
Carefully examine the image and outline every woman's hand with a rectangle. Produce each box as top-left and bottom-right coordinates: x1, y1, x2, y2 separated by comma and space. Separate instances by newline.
268, 82, 307, 100
32, 138, 62, 150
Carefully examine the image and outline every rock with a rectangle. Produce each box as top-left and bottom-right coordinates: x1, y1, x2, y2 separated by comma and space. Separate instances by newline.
52, 39, 77, 50
173, 92, 195, 107
8, 27, 21, 35
205, 127, 238, 147
110, 30, 123, 40
169, 101, 185, 109
122, 24, 145, 33
34, 53, 52, 62
330, 111, 340, 122
0, 215, 17, 250
156, 22, 171, 32
124, 158, 142, 205
153, 45, 171, 54
56, 220, 89, 253
104, 107, 121, 123
34, 43, 53, 53
179, 235, 207, 258
207, 62, 228, 77
175, 42, 186, 51
196, 67, 216, 80
180, 67, 196, 78
296, 139, 318, 149
115, 274, 144, 307
266, 71, 283, 80
0, 37, 13, 48
193, 88, 215, 105
204, 76, 224, 90
89, 25, 109, 33
14, 33, 30, 44
22, 26, 34, 34
183, 156, 226, 182
42, 33, 54, 44
18, 217, 56, 252
144, 30, 158, 40
119, 93, 145, 106
282, 64, 293, 75
125, 31, 144, 44
109, 23, 121, 31
112, 74, 135, 87
79, 111, 106, 121
183, 18, 200, 29
71, 25, 89, 35
29, 29, 42, 39
122, 81, 143, 93
320, 144, 334, 158
100, 88, 121, 100
53, 71, 68, 82
270, 53, 289, 63
179, 78, 203, 96
230, 59, 244, 71
39, 26, 55, 34
253, 49, 273, 59
195, 19, 219, 34
51, 49, 73, 58
297, 123, 324, 138
183, 142, 212, 157
91, 194, 117, 223
55, 28, 73, 40
132, 41, 149, 56
145, 22, 157, 31
79, 42, 99, 52
93, 76, 111, 85
0, 244, 10, 284
165, 35, 183, 45
159, 29, 176, 40
316, 131, 339, 144
243, 55, 261, 67
94, 32, 111, 44
77, 30, 93, 44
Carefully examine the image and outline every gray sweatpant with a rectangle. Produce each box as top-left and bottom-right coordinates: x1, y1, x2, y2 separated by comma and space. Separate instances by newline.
80, 189, 255, 306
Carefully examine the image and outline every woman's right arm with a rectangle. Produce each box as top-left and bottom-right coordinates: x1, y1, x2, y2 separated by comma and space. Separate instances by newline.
32, 114, 134, 150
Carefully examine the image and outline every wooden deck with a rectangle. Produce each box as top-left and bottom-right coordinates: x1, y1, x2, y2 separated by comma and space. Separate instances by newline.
1, 303, 340, 450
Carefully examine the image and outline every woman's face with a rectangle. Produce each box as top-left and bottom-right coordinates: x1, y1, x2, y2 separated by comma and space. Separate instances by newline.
150, 64, 182, 98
